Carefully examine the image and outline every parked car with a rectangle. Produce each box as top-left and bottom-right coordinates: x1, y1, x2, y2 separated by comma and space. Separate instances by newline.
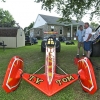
43, 36, 49, 41
25, 36, 38, 45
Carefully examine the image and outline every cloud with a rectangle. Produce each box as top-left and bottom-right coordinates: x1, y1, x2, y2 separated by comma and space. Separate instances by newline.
0, 0, 60, 28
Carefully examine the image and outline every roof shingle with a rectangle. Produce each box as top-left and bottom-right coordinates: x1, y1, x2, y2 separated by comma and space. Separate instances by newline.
0, 28, 18, 37
39, 14, 84, 26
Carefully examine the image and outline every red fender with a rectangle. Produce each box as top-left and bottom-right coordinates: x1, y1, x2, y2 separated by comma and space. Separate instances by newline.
78, 57, 97, 94
2, 56, 23, 93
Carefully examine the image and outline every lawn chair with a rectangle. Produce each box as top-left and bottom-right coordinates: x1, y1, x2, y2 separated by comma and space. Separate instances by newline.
0, 41, 7, 51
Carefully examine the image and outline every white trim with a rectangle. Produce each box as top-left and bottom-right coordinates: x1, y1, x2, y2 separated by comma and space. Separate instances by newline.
77, 25, 78, 31
6, 56, 23, 90
71, 24, 73, 38
64, 23, 79, 26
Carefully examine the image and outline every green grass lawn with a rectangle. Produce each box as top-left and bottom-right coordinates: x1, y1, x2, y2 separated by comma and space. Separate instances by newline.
0, 40, 100, 100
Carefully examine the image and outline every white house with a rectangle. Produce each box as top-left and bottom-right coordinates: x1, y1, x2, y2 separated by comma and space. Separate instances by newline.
31, 14, 84, 40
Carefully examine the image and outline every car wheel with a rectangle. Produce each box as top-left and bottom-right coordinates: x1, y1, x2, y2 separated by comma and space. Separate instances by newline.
41, 41, 45, 52
56, 41, 61, 52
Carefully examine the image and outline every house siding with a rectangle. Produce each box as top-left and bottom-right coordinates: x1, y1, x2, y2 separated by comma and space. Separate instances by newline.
33, 24, 48, 39
34, 15, 47, 28
32, 24, 78, 40
33, 24, 64, 38
47, 24, 63, 37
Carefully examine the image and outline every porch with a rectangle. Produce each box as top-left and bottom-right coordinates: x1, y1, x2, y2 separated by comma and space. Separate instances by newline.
63, 24, 83, 40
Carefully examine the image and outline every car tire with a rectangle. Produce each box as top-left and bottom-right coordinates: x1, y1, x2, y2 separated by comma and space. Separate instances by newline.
41, 41, 46, 52
56, 41, 61, 52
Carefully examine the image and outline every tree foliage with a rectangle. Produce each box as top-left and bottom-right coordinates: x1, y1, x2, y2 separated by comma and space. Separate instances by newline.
1, 0, 5, 2
24, 22, 34, 35
28, 22, 34, 29
0, 8, 15, 27
90, 22, 99, 29
34, 0, 100, 22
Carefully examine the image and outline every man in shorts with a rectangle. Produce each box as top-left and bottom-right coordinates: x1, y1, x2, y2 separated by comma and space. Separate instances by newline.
83, 22, 92, 59
76, 25, 85, 58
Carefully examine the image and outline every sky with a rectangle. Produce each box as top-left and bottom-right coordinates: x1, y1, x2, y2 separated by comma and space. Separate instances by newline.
0, 0, 92, 28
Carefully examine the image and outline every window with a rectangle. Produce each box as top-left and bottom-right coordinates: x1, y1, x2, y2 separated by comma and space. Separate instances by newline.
37, 31, 40, 34
67, 27, 70, 32
51, 26, 54, 31
20, 32, 22, 36
74, 28, 76, 32
60, 27, 63, 34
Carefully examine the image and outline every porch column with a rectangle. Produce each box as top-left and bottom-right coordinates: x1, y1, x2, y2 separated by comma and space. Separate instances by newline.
77, 25, 78, 31
71, 24, 73, 39
62, 26, 63, 35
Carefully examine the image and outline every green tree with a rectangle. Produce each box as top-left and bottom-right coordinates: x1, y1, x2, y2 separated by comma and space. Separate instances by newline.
0, 8, 15, 27
34, 0, 100, 22
28, 22, 34, 29
90, 22, 99, 29
24, 22, 34, 35
1, 0, 5, 2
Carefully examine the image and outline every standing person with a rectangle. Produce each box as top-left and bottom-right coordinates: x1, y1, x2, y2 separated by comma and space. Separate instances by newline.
76, 25, 85, 58
83, 22, 92, 59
